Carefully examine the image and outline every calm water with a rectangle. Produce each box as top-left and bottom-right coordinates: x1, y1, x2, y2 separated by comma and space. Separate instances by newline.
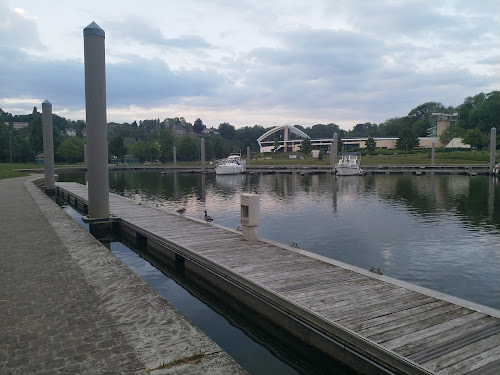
60, 170, 500, 310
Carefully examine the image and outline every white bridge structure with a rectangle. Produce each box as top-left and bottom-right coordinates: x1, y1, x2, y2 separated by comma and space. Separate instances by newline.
257, 125, 399, 153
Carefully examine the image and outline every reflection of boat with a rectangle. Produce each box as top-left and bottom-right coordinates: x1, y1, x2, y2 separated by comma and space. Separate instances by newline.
494, 164, 499, 175
335, 152, 363, 176
215, 154, 245, 175
215, 174, 246, 189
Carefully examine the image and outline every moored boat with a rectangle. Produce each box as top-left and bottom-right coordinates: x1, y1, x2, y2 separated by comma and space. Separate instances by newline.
215, 154, 245, 175
335, 152, 363, 176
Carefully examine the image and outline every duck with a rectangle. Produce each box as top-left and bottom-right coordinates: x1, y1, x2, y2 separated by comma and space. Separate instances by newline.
176, 208, 186, 214
204, 210, 213, 223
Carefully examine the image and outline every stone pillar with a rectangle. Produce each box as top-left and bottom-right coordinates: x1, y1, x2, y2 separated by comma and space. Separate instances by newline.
431, 142, 435, 167
331, 133, 338, 171
173, 146, 177, 167
84, 21, 109, 219
246, 146, 250, 166
201, 138, 206, 173
490, 127, 497, 174
284, 126, 289, 152
41, 100, 55, 191
241, 194, 259, 241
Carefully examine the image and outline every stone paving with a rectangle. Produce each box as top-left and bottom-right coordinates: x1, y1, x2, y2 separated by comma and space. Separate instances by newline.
0, 175, 246, 375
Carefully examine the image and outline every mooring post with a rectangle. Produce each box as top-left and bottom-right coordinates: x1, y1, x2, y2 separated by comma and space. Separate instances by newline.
84, 21, 109, 219
173, 146, 177, 168
246, 146, 251, 167
201, 138, 206, 173
41, 100, 55, 192
490, 127, 497, 175
331, 133, 338, 171
240, 194, 260, 241
431, 142, 435, 167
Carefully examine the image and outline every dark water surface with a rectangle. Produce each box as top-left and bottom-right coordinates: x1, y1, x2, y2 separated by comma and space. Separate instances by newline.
60, 171, 500, 310
58, 171, 500, 373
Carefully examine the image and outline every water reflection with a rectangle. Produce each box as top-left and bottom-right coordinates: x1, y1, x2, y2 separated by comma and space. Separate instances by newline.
58, 171, 500, 309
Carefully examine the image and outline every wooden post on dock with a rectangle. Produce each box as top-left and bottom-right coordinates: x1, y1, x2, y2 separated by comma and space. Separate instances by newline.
201, 138, 206, 173
173, 146, 177, 168
490, 127, 496, 174
84, 21, 110, 219
41, 100, 55, 192
247, 146, 250, 167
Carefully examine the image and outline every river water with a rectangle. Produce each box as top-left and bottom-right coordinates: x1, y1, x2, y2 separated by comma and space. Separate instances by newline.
58, 170, 500, 373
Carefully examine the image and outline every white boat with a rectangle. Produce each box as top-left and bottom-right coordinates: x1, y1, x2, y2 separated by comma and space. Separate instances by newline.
215, 154, 245, 175
494, 163, 499, 175
335, 152, 363, 176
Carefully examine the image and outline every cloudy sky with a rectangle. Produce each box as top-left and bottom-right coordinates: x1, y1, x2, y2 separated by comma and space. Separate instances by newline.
0, 0, 498, 130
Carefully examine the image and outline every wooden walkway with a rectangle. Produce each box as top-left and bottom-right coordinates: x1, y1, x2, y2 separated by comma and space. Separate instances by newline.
56, 182, 500, 375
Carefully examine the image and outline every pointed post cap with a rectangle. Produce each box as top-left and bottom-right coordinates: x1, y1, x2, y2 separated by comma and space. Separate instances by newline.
84, 21, 105, 38
42, 100, 52, 107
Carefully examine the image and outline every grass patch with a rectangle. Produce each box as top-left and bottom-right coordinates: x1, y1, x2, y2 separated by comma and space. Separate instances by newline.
0, 163, 29, 180
146, 353, 205, 373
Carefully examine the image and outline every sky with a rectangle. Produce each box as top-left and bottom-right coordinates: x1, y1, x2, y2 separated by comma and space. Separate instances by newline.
0, 0, 499, 130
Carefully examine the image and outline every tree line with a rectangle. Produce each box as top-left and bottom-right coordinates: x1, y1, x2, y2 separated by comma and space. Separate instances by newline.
0, 90, 498, 164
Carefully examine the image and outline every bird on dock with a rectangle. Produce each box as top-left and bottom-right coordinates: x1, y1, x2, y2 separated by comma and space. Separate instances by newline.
176, 208, 186, 214
204, 210, 213, 223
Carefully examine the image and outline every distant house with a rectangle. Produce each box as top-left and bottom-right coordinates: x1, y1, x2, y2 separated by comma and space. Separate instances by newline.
81, 128, 87, 138
3, 122, 29, 129
61, 128, 77, 137
171, 125, 186, 136
207, 127, 219, 135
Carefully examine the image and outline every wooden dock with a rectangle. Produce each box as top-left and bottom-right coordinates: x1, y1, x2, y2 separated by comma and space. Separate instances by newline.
56, 182, 500, 375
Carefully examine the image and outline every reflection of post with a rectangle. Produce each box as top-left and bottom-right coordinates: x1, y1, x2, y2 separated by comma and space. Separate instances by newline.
331, 133, 338, 171
241, 194, 259, 241
173, 146, 177, 168
331, 174, 338, 212
201, 138, 206, 173
488, 176, 494, 222
246, 146, 250, 167
431, 142, 435, 167
41, 100, 55, 192
490, 127, 496, 175
84, 21, 110, 219
201, 173, 206, 201
173, 172, 178, 197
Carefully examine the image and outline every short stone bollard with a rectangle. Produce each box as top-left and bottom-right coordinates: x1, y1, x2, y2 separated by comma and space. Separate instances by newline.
134, 194, 142, 205
241, 193, 260, 241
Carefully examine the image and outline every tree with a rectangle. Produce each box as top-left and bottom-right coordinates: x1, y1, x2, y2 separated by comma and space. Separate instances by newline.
299, 137, 312, 154
273, 139, 280, 153
462, 128, 487, 150
365, 137, 377, 152
56, 137, 84, 163
219, 122, 235, 139
109, 134, 126, 161
176, 134, 199, 161
193, 118, 204, 134
29, 117, 44, 155
396, 128, 419, 151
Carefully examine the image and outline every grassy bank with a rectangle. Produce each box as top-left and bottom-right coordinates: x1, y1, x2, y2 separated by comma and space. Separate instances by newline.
0, 164, 33, 180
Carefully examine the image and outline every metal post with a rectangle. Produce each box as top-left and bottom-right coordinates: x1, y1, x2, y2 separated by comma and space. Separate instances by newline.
173, 146, 177, 167
431, 142, 435, 167
201, 138, 205, 173
84, 21, 109, 219
490, 127, 497, 175
246, 146, 250, 166
331, 133, 338, 171
41, 100, 55, 191
9, 131, 12, 165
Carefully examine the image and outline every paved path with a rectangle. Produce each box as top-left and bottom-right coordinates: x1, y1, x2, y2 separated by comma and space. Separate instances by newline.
0, 175, 246, 375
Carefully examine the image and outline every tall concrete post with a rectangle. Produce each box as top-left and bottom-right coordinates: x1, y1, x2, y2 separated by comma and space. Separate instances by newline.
490, 127, 497, 174
84, 21, 109, 219
431, 142, 435, 167
246, 146, 250, 166
173, 146, 177, 167
201, 138, 206, 173
331, 133, 338, 171
241, 194, 259, 241
41, 100, 55, 191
